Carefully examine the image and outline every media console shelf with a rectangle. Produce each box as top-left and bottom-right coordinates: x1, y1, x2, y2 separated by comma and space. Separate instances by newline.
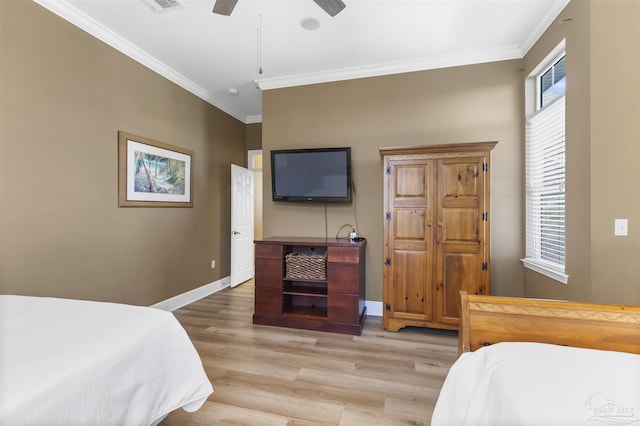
253, 237, 366, 335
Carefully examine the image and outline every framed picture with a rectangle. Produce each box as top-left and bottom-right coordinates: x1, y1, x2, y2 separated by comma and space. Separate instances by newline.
118, 131, 193, 207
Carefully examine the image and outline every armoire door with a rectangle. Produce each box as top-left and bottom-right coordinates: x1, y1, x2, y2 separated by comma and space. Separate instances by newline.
383, 159, 435, 331
435, 155, 489, 325
380, 141, 496, 332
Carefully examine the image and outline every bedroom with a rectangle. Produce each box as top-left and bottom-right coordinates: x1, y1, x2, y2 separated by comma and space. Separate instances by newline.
1, 0, 639, 424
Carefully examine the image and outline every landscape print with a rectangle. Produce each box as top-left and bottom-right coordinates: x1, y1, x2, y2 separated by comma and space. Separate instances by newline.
118, 131, 193, 207
134, 150, 186, 195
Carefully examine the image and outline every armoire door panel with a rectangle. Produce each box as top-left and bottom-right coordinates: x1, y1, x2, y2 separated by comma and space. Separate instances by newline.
439, 161, 481, 197
389, 161, 432, 208
437, 252, 481, 324
390, 250, 431, 319
393, 209, 427, 241
441, 208, 480, 243
441, 197, 480, 208
394, 165, 427, 198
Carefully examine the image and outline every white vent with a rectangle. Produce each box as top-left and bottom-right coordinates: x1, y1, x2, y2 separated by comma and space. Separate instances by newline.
141, 0, 184, 13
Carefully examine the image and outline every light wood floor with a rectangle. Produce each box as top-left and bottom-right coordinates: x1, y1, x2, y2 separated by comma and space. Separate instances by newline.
161, 280, 458, 426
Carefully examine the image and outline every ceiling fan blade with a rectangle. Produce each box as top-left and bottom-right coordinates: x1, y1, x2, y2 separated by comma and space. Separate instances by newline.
313, 0, 346, 17
212, 0, 238, 16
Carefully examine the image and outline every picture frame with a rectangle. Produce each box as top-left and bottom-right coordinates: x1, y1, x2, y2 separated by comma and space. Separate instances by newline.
118, 131, 193, 207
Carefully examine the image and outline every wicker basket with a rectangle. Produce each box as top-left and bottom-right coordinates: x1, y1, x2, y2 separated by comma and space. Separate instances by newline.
285, 252, 327, 280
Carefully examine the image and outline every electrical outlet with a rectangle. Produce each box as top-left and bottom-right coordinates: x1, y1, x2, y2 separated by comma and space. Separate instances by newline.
211, 259, 216, 269
614, 219, 628, 236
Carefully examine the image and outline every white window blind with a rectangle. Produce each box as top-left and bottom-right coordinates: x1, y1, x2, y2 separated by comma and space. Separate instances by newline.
524, 95, 567, 282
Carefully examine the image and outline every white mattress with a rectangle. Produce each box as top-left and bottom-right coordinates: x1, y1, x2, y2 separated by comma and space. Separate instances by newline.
0, 295, 213, 425
431, 342, 640, 426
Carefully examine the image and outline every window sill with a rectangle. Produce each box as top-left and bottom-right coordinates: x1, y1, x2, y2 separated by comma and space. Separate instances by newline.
521, 258, 569, 284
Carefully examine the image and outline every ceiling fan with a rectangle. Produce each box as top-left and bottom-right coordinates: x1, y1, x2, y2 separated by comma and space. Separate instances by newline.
212, 0, 346, 17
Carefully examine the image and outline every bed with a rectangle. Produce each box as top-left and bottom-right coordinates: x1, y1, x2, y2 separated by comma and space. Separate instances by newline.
0, 295, 213, 425
431, 291, 640, 425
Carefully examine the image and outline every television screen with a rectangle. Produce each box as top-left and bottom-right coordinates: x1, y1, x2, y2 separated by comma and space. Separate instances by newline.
271, 147, 351, 202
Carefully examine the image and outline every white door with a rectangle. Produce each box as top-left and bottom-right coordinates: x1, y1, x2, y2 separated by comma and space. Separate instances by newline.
231, 164, 254, 287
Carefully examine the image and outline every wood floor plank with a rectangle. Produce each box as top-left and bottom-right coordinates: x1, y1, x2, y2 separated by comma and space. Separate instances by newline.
161, 400, 291, 426
384, 396, 436, 426
339, 404, 427, 426
209, 372, 345, 424
295, 367, 444, 402
160, 279, 458, 425
220, 369, 386, 410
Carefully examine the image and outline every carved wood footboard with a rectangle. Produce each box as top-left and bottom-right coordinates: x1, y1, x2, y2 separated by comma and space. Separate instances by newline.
459, 291, 640, 356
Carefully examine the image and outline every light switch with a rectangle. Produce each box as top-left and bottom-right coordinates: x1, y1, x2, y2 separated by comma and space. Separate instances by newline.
614, 219, 628, 236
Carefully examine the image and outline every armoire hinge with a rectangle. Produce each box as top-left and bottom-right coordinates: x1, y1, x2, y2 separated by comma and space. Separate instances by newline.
482, 162, 488, 172
482, 212, 488, 221
385, 258, 391, 266
482, 262, 488, 271
385, 212, 391, 221
386, 166, 391, 175
385, 303, 391, 311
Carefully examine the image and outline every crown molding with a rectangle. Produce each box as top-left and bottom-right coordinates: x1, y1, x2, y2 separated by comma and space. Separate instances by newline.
32, 0, 250, 123
245, 115, 263, 124
257, 46, 523, 91
33, 0, 568, 124
519, 0, 570, 56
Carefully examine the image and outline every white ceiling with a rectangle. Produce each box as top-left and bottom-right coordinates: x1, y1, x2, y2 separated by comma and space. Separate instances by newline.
34, 0, 569, 124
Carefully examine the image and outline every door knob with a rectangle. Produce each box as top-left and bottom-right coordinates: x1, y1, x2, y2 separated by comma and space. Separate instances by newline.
233, 230, 240, 235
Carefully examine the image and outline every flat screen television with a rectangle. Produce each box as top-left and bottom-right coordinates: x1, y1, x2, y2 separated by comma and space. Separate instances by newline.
271, 147, 351, 202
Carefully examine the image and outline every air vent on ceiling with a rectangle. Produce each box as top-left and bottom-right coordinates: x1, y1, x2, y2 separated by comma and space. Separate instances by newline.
141, 0, 184, 13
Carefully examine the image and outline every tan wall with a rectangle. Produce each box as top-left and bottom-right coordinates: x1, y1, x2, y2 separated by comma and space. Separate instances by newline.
253, 169, 264, 241
523, 0, 640, 305
590, 0, 640, 304
262, 61, 525, 302
0, 0, 246, 305
246, 123, 263, 240
245, 123, 263, 151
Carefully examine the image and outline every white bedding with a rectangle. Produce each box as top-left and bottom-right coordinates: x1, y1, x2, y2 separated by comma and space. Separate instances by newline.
432, 342, 640, 426
0, 295, 213, 425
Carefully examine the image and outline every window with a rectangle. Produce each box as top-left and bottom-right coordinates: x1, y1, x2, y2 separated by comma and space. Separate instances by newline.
523, 51, 568, 284
540, 55, 566, 107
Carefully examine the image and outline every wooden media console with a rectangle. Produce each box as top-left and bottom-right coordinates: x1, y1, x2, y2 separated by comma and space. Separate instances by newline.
253, 237, 366, 335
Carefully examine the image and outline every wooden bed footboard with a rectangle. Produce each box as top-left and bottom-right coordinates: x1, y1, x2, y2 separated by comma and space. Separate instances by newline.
459, 291, 640, 356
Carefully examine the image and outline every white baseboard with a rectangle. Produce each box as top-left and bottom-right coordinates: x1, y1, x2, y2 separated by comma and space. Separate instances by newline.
152, 276, 384, 317
365, 300, 383, 317
151, 276, 231, 311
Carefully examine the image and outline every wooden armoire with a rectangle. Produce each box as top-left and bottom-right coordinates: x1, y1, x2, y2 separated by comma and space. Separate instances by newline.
380, 142, 497, 331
